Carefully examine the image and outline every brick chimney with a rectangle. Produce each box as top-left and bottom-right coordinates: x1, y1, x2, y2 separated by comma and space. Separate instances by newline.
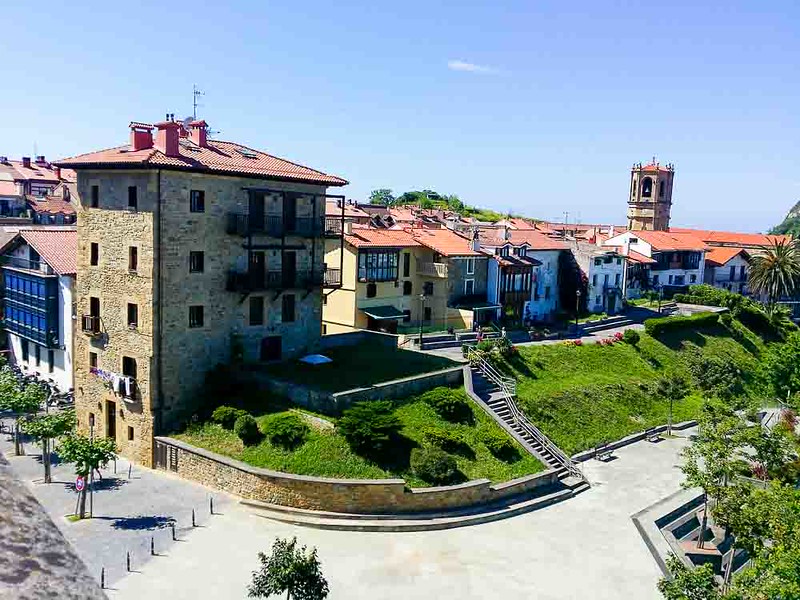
189, 120, 208, 147
35, 155, 47, 166
22, 156, 31, 168
471, 228, 481, 252
154, 120, 181, 157
54, 166, 61, 180
129, 122, 154, 151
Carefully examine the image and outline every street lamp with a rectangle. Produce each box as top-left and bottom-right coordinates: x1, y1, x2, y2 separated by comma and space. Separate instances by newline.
88, 412, 95, 518
418, 294, 427, 347
575, 289, 582, 332
657, 284, 664, 314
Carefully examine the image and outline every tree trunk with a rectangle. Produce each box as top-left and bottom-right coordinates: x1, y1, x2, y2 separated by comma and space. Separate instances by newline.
43, 438, 51, 484
697, 499, 708, 549
78, 485, 88, 519
14, 417, 20, 456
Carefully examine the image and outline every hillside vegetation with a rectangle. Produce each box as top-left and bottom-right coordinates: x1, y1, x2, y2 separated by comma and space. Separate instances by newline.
770, 199, 800, 236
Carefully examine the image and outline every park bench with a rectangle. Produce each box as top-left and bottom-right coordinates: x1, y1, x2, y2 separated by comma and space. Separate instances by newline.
645, 427, 661, 443
594, 442, 614, 461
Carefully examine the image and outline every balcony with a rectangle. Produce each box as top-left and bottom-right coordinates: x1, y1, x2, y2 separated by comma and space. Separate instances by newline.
324, 217, 343, 237
81, 315, 101, 335
226, 213, 324, 237
226, 269, 324, 292
324, 268, 341, 287
416, 262, 449, 278
2, 255, 57, 275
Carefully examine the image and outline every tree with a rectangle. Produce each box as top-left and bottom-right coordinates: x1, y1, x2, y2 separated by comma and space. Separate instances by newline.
368, 189, 394, 206
657, 376, 690, 435
763, 331, 800, 400
336, 401, 401, 456
57, 434, 117, 519
248, 537, 329, 600
0, 370, 46, 456
748, 239, 800, 314
658, 554, 721, 600
22, 409, 76, 483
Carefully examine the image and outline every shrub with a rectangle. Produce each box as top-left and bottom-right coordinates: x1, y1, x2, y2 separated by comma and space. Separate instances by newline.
643, 312, 719, 336
719, 312, 733, 327
475, 340, 496, 353
684, 347, 743, 399
622, 329, 640, 346
263, 413, 310, 449
234, 414, 261, 445
337, 401, 402, 455
482, 431, 521, 462
737, 304, 778, 337
212, 406, 247, 430
424, 428, 471, 456
419, 388, 474, 424
410, 447, 459, 485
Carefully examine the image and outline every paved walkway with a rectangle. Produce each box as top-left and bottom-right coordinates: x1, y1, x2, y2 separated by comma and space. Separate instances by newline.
112, 431, 693, 600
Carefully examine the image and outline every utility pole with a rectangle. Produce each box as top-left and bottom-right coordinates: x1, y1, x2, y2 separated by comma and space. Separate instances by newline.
192, 84, 205, 120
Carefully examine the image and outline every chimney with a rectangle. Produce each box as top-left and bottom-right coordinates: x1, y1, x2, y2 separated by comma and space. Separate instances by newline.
130, 122, 154, 151
189, 120, 208, 147
503, 225, 510, 241
54, 166, 61, 180
471, 228, 481, 252
344, 221, 353, 235
0, 156, 7, 164
154, 121, 181, 157
22, 156, 31, 169
35, 155, 47, 166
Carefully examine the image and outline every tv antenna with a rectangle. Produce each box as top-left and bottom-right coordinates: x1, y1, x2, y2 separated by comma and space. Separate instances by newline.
192, 84, 205, 119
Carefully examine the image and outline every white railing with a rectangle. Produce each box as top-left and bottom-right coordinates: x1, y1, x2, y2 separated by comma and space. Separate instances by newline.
467, 348, 584, 482
416, 262, 448, 278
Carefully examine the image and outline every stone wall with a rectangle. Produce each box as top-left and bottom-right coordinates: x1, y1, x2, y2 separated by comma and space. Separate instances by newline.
154, 436, 557, 513
316, 329, 399, 350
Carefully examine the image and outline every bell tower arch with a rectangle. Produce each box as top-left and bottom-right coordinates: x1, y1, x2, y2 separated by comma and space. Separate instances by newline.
627, 158, 674, 231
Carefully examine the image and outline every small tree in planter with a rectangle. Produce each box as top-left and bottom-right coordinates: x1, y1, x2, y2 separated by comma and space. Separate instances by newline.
0, 371, 46, 456
248, 537, 329, 600
57, 434, 117, 519
22, 409, 76, 483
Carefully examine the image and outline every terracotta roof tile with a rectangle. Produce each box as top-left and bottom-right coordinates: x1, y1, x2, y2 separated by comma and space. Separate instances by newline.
17, 228, 77, 275
668, 227, 788, 248
325, 200, 369, 219
705, 246, 748, 267
630, 230, 708, 252
344, 228, 421, 249
25, 195, 76, 216
410, 228, 486, 257
479, 228, 569, 251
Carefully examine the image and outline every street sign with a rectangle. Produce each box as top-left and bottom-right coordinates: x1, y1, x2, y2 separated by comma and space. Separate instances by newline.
75, 476, 85, 492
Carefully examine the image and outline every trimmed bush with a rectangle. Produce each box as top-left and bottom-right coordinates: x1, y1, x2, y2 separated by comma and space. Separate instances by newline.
211, 406, 247, 430
410, 447, 459, 485
482, 431, 521, 462
263, 413, 309, 449
337, 401, 402, 455
419, 388, 474, 424
622, 329, 640, 346
234, 414, 261, 445
643, 312, 719, 337
424, 428, 471, 456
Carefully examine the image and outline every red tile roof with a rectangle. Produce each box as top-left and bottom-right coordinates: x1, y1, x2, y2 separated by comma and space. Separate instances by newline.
410, 228, 486, 257
705, 246, 748, 267
25, 195, 76, 216
18, 228, 77, 275
344, 228, 420, 249
325, 200, 369, 219
638, 163, 671, 173
0, 181, 17, 196
55, 137, 347, 186
668, 227, 788, 248
626, 249, 658, 265
6, 160, 61, 184
630, 230, 708, 252
480, 228, 568, 251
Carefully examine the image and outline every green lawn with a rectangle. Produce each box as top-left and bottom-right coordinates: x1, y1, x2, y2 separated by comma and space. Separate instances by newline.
174, 388, 543, 487
498, 321, 770, 454
260, 342, 458, 392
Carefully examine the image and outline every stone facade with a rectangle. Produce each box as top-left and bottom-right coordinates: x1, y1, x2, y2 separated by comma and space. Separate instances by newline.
627, 163, 675, 232
154, 436, 557, 513
74, 168, 330, 466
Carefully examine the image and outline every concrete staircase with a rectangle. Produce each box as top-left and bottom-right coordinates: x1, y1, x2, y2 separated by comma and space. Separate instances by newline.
415, 330, 501, 351
580, 314, 634, 335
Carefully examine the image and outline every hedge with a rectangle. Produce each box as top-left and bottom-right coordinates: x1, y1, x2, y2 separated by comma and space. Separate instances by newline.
643, 312, 719, 336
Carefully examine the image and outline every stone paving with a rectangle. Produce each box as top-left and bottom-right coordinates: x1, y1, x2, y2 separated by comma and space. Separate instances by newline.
111, 430, 694, 600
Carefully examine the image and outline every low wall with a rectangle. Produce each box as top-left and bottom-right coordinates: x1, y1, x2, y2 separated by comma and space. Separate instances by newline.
571, 420, 697, 462
258, 367, 464, 416
154, 437, 558, 514
317, 329, 399, 350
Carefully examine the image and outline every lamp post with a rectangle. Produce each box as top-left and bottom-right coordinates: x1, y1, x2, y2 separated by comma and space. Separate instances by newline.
418, 294, 426, 347
88, 413, 95, 518
657, 284, 663, 314
575, 289, 582, 332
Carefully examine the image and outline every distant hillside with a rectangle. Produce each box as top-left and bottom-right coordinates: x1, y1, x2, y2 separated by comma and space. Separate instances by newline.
367, 188, 527, 223
770, 200, 800, 235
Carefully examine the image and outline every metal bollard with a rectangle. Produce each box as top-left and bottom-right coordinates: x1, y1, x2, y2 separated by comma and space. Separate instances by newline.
192, 509, 196, 527
210, 496, 214, 515
126, 551, 131, 572
171, 523, 176, 541
113, 459, 117, 474
128, 464, 132, 479
101, 567, 105, 589
151, 536, 155, 556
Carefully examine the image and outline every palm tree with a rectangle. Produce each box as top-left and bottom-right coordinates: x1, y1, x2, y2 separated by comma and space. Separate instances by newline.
748, 238, 800, 313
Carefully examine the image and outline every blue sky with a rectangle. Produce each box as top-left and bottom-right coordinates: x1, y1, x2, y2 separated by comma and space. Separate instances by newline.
2, 0, 798, 231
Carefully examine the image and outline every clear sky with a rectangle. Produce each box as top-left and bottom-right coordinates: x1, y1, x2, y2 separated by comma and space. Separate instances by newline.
2, 0, 798, 232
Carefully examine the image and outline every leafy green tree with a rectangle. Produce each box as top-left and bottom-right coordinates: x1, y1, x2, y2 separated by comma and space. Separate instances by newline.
57, 434, 117, 519
763, 331, 800, 400
368, 188, 395, 206
656, 376, 690, 435
336, 400, 401, 456
748, 239, 800, 314
248, 537, 329, 600
22, 409, 76, 483
0, 370, 46, 455
658, 554, 721, 600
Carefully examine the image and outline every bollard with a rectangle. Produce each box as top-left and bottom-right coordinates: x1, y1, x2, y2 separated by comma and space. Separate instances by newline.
210, 496, 214, 515
151, 536, 155, 556
128, 464, 132, 479
126, 551, 131, 572
192, 509, 196, 527
100, 567, 105, 589
171, 522, 176, 541
113, 459, 117, 474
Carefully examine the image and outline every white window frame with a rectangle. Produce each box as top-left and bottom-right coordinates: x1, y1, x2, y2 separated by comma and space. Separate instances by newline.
464, 279, 475, 295
466, 258, 475, 275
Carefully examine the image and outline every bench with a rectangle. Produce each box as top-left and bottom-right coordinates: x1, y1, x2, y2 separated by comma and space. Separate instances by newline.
594, 442, 614, 461
645, 427, 662, 443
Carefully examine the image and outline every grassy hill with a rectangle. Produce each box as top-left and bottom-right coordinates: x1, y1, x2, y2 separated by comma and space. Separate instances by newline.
770, 200, 800, 235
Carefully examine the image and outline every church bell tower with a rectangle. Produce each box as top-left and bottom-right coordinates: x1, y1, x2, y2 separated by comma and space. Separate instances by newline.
627, 159, 674, 231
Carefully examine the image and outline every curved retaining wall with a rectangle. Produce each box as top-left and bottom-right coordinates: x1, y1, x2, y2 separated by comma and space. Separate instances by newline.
154, 437, 557, 514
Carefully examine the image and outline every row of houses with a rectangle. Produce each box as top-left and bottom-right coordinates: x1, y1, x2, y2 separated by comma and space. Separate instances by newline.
0, 156, 77, 224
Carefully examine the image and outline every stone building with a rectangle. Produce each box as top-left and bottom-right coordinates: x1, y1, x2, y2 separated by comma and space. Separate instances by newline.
627, 160, 675, 231
56, 118, 347, 466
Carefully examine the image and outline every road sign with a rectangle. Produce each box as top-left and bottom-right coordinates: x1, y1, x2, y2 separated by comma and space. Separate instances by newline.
75, 476, 85, 492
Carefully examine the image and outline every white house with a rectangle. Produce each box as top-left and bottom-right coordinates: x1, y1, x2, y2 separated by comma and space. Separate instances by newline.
567, 241, 626, 314
1, 228, 76, 391
703, 247, 750, 295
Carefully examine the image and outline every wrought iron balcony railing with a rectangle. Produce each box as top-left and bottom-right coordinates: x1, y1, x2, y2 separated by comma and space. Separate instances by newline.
81, 315, 101, 335
226, 213, 324, 237
226, 269, 324, 292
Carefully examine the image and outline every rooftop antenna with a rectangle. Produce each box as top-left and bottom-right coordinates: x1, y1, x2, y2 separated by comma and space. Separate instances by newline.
193, 84, 205, 120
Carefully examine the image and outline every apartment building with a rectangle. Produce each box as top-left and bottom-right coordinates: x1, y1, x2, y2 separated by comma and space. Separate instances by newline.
0, 155, 75, 220
566, 241, 625, 314
0, 228, 76, 391
55, 117, 347, 465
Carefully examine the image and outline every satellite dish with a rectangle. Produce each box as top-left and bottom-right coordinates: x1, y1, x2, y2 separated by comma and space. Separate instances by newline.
182, 116, 193, 132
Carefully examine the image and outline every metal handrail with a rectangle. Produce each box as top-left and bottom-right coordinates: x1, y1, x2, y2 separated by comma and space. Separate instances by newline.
467, 348, 583, 481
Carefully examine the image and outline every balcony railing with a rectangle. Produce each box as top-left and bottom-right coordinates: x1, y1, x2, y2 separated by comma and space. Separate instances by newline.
416, 262, 449, 278
2, 256, 56, 275
324, 268, 341, 287
226, 269, 324, 292
81, 315, 101, 335
226, 213, 324, 237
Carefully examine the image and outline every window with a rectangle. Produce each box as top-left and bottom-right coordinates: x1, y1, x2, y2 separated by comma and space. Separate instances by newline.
545, 286, 551, 300
729, 266, 736, 281
423, 281, 433, 296
690, 274, 697, 283
500, 246, 510, 257
189, 305, 204, 328
604, 274, 609, 286
466, 258, 475, 275
282, 294, 295, 322
402, 281, 412, 295
90, 243, 99, 266
358, 250, 399, 282
592, 274, 597, 287
596, 295, 601, 305
366, 282, 377, 298
512, 247, 519, 256
403, 253, 410, 278
674, 275, 685, 285
189, 251, 204, 273
652, 275, 660, 286
190, 190, 205, 213
321, 324, 327, 335
464, 279, 475, 295
249, 296, 264, 325
128, 247, 138, 272
616, 258, 621, 265
594, 258, 602, 267
740, 265, 746, 280
534, 285, 540, 301
90, 296, 100, 318
615, 274, 621, 286
668, 275, 674, 285
322, 294, 327, 306
128, 426, 134, 441
127, 303, 138, 328
641, 177, 653, 198
128, 186, 138, 210
629, 237, 638, 244
90, 185, 99, 208
48, 350, 54, 373
89, 351, 98, 368
34, 345, 40, 367
122, 356, 137, 379
519, 247, 526, 257
424, 307, 432, 322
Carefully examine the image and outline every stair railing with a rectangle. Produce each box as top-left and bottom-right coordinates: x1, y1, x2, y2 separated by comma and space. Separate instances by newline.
466, 348, 584, 481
